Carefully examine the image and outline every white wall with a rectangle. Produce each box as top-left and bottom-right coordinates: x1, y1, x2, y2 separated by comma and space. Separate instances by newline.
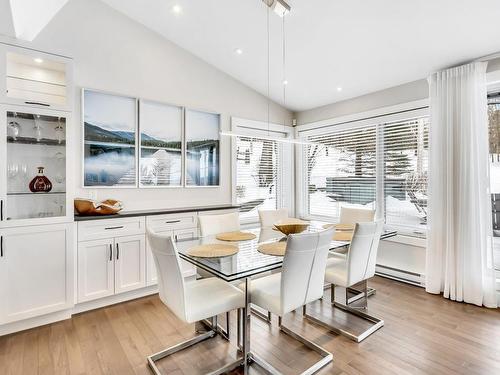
295, 80, 428, 125
8, 0, 292, 211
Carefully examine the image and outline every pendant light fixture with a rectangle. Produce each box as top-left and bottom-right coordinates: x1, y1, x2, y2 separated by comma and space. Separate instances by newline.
220, 0, 318, 146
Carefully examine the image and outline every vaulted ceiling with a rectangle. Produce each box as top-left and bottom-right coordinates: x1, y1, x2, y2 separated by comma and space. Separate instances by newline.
3, 0, 500, 112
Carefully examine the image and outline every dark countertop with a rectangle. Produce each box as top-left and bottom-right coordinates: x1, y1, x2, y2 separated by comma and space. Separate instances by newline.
74, 204, 240, 221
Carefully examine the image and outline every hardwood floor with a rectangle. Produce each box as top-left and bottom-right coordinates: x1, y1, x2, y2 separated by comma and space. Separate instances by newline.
1, 276, 499, 375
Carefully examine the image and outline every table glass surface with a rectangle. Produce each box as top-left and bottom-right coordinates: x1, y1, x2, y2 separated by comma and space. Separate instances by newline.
176, 223, 396, 282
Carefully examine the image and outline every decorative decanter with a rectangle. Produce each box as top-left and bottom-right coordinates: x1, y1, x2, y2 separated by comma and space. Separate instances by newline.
29, 167, 53, 193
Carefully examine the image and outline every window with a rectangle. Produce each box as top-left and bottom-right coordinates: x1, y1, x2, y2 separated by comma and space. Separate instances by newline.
488, 93, 500, 270
382, 117, 429, 233
235, 136, 280, 223
306, 124, 377, 218
302, 113, 429, 236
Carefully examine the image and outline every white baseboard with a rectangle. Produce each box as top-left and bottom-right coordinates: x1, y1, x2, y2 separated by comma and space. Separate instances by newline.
0, 309, 72, 336
73, 285, 158, 314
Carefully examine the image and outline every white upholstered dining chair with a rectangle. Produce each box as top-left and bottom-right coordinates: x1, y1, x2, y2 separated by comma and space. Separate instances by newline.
329, 206, 376, 260
258, 208, 288, 227
338, 206, 375, 225
197, 211, 240, 280
246, 228, 335, 373
198, 212, 240, 236
147, 230, 244, 375
305, 220, 384, 342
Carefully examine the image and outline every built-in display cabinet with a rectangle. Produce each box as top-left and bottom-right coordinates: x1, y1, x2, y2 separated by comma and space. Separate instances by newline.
0, 43, 73, 112
0, 43, 74, 336
0, 105, 73, 226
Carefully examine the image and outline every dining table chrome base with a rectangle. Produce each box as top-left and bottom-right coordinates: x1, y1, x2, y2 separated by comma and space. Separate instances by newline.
147, 317, 241, 375
239, 325, 333, 375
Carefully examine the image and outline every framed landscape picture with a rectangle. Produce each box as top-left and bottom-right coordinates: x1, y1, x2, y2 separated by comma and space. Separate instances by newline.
82, 89, 137, 187
139, 100, 183, 187
185, 109, 220, 186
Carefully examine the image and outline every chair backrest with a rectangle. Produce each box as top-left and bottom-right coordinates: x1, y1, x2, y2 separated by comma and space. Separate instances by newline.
147, 230, 188, 322
258, 208, 288, 227
339, 206, 375, 225
346, 220, 384, 286
280, 227, 334, 315
198, 212, 240, 236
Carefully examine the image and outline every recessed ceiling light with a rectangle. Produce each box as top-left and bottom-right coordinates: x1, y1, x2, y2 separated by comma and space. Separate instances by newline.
283, 80, 288, 85
234, 48, 243, 55
337, 87, 342, 92
171, 4, 182, 15
34, 58, 43, 64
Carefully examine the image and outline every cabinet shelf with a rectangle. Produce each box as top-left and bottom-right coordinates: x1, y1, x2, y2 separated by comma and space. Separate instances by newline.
7, 191, 66, 196
7, 136, 66, 146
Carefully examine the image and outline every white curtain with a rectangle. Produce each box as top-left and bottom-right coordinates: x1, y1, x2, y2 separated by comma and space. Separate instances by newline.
426, 62, 497, 308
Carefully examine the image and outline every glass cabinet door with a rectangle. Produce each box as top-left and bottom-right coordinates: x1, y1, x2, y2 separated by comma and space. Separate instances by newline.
4, 110, 67, 221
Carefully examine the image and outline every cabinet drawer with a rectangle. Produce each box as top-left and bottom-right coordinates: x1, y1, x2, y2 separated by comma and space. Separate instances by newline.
146, 213, 197, 232
78, 217, 145, 241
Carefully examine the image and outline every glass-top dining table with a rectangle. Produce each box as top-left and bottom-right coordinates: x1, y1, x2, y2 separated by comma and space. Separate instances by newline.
175, 223, 396, 374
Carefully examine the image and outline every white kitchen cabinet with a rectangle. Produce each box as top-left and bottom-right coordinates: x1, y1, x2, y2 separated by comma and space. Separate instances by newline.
0, 223, 73, 324
114, 235, 146, 294
77, 238, 114, 303
0, 104, 74, 228
0, 43, 73, 112
77, 235, 146, 303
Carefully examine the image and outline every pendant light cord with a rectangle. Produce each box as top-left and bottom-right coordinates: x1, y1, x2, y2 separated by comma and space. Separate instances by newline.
267, 4, 270, 136
282, 15, 286, 133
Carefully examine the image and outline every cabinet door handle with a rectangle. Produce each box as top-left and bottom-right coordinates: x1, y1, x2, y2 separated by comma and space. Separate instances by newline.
1, 236, 3, 257
24, 101, 50, 107
116, 243, 120, 260
109, 244, 113, 261
165, 220, 181, 224
0, 200, 3, 221
105, 226, 124, 230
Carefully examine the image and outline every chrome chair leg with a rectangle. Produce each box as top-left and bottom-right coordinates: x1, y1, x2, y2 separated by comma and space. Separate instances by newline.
250, 306, 272, 323
304, 282, 383, 342
258, 318, 333, 375
147, 315, 242, 375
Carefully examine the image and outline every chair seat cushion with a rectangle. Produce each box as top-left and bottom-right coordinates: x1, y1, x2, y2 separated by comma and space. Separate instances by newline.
325, 259, 349, 287
242, 273, 282, 316
185, 278, 244, 323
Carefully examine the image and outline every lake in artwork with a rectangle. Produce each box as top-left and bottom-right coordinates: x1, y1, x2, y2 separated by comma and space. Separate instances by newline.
83, 90, 137, 186
185, 109, 220, 186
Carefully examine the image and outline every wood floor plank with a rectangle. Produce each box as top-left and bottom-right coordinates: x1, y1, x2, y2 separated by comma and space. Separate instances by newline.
1, 276, 499, 375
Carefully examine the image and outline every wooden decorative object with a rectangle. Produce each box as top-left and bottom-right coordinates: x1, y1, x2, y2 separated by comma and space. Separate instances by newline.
258, 241, 287, 256
273, 218, 309, 235
187, 244, 238, 258
74, 198, 123, 216
215, 231, 257, 241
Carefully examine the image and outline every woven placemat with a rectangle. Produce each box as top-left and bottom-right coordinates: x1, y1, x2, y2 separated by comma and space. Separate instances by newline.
187, 244, 238, 258
258, 241, 287, 256
323, 223, 355, 231
333, 231, 353, 241
215, 231, 257, 241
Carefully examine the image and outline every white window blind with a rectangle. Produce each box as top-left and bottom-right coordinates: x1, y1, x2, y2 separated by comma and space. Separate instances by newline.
236, 136, 280, 222
306, 125, 377, 219
382, 117, 429, 233
488, 94, 500, 270
304, 115, 429, 235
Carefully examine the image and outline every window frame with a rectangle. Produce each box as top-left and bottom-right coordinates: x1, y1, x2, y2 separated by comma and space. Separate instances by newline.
230, 117, 294, 225
295, 101, 429, 236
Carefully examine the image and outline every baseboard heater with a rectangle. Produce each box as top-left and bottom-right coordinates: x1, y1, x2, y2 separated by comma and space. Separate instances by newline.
375, 264, 425, 287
